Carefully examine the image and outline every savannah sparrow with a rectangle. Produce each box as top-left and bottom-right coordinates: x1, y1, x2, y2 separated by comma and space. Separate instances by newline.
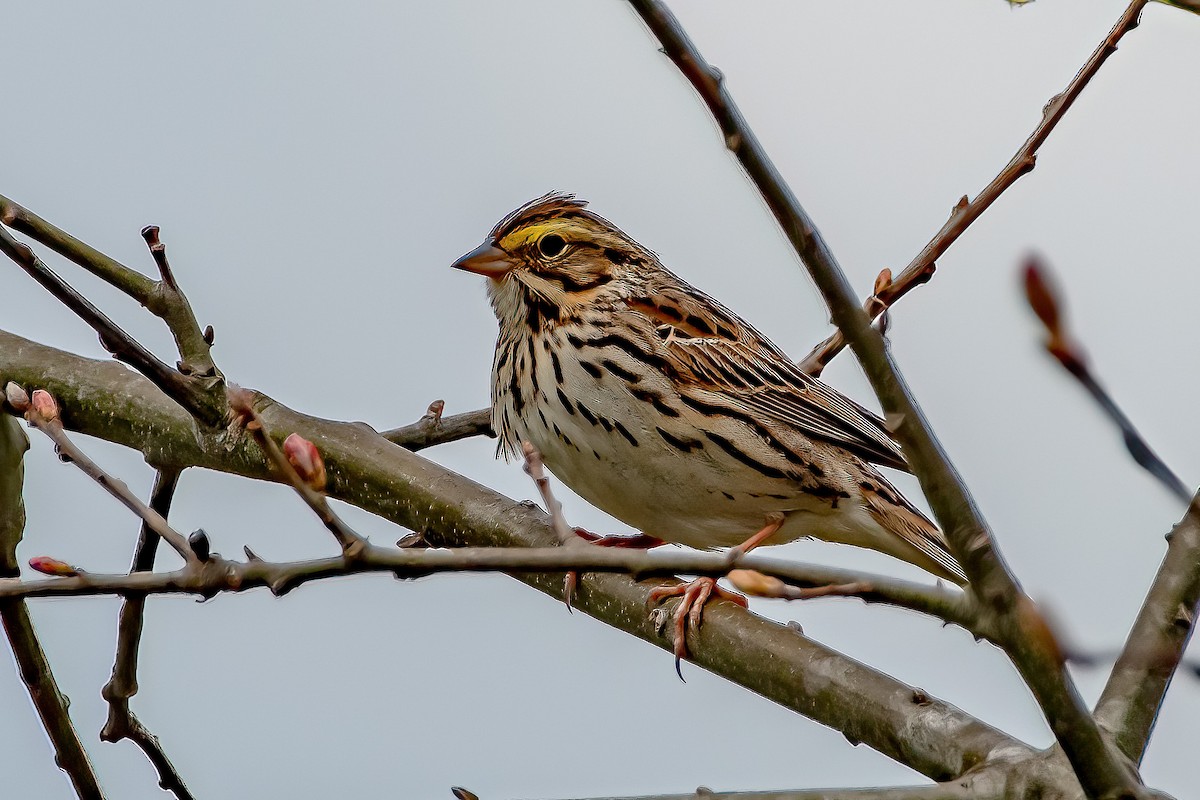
453, 193, 966, 661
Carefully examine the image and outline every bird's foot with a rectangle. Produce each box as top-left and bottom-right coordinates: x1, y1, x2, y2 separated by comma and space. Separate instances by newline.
563, 528, 666, 611
648, 576, 748, 680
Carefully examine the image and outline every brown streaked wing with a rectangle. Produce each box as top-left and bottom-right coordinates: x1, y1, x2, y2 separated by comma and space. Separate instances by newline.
625, 280, 910, 472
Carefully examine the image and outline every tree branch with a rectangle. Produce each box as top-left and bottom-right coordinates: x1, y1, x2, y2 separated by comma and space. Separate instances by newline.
0, 328, 1021, 780
0, 414, 105, 799
0, 195, 218, 380
0, 223, 226, 427
381, 405, 494, 451
14, 392, 196, 564
798, 0, 1150, 376
99, 467, 195, 800
1094, 491, 1200, 762
626, 1, 1145, 796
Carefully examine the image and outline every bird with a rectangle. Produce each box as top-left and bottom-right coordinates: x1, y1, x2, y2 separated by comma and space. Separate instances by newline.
452, 192, 967, 666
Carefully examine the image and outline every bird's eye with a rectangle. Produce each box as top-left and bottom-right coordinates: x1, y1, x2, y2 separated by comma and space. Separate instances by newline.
538, 234, 567, 258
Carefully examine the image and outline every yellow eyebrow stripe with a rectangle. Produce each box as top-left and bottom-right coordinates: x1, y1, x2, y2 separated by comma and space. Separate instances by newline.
498, 219, 593, 251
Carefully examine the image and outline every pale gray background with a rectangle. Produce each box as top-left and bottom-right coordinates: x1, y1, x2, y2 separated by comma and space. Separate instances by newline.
3, 1, 1198, 797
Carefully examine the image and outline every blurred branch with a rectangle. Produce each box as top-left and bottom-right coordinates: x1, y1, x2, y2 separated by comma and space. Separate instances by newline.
1023, 256, 1190, 503
627, 1, 1145, 796
547, 786, 977, 800
1157, 0, 1200, 15
100, 468, 195, 800
1094, 491, 1200, 762
0, 414, 105, 799
382, 403, 495, 451
798, 0, 1150, 376
0, 329, 1021, 779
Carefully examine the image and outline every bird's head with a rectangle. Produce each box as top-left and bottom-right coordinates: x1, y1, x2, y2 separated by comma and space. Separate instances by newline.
451, 193, 655, 331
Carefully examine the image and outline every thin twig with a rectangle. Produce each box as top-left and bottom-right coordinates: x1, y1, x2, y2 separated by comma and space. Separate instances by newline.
1023, 256, 1190, 504
0, 224, 225, 426
798, 0, 1150, 376
0, 414, 105, 799
17, 391, 195, 562
381, 406, 494, 451
0, 539, 977, 626
229, 389, 366, 553
99, 468, 195, 800
627, 1, 1147, 796
0, 195, 218, 380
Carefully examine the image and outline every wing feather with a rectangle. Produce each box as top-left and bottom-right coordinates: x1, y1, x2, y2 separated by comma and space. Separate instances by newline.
624, 279, 909, 472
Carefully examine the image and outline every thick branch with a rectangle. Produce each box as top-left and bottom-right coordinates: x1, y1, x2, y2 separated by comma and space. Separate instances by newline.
0, 329, 1020, 780
0, 415, 104, 799
626, 1, 1144, 796
1094, 492, 1200, 762
798, 0, 1150, 375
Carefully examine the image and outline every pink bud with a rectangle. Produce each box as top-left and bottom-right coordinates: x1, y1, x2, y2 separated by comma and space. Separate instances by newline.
283, 432, 326, 491
28, 556, 79, 578
30, 390, 59, 423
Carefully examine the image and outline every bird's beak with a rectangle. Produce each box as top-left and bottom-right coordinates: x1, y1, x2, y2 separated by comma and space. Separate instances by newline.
451, 241, 513, 279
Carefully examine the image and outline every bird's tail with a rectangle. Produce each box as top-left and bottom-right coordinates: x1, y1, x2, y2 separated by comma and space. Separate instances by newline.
860, 479, 968, 586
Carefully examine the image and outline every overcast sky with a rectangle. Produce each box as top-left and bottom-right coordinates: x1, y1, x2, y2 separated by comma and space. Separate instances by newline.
3, 1, 1199, 797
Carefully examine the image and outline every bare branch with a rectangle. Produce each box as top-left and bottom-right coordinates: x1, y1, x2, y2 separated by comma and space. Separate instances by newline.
626, 1, 1146, 796
16, 390, 196, 563
0, 539, 974, 626
381, 406, 494, 451
0, 329, 1022, 778
0, 195, 218, 379
0, 414, 105, 799
229, 391, 366, 554
1095, 491, 1200, 762
0, 224, 226, 427
798, 0, 1150, 376
99, 468, 195, 800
